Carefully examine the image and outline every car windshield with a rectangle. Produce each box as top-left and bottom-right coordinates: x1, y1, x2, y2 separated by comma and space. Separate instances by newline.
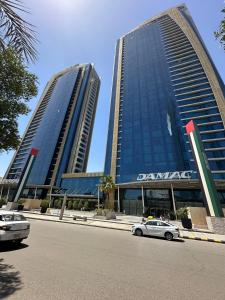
0, 214, 27, 222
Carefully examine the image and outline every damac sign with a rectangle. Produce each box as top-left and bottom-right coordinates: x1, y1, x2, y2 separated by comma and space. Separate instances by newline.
137, 171, 193, 181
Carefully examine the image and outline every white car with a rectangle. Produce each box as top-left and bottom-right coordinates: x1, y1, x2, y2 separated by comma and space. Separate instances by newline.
0, 210, 30, 244
131, 219, 179, 241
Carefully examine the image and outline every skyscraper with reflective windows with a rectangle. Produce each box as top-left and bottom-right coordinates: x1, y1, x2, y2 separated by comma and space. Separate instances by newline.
5, 64, 100, 193
105, 4, 225, 185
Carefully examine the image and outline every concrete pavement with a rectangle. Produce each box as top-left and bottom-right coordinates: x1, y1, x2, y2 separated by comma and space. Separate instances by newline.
22, 211, 225, 244
1, 220, 225, 300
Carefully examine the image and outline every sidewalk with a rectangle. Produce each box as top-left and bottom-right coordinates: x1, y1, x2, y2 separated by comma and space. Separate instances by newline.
23, 212, 131, 231
23, 211, 225, 244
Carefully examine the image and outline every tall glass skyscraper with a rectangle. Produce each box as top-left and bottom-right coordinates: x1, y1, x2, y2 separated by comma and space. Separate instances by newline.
105, 5, 225, 185
5, 64, 100, 193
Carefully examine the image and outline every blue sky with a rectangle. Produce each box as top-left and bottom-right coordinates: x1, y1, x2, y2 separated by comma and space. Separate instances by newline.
0, 0, 225, 177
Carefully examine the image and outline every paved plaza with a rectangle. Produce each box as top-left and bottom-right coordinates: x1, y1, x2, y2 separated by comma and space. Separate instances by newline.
1, 219, 225, 300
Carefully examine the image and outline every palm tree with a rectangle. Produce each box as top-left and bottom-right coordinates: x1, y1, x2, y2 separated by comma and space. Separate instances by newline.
0, 0, 37, 62
214, 7, 225, 50
99, 176, 115, 209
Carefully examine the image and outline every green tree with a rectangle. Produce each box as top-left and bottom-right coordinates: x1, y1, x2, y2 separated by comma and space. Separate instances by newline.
0, 0, 38, 62
0, 48, 38, 151
99, 176, 115, 209
215, 8, 225, 50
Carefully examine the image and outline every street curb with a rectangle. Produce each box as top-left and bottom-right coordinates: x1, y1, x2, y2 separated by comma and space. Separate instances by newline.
25, 216, 131, 232
181, 235, 225, 244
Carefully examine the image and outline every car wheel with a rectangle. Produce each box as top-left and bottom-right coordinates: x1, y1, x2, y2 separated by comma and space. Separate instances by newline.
135, 228, 143, 236
165, 232, 173, 241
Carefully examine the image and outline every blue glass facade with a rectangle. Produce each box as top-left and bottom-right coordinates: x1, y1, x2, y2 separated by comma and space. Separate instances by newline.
60, 175, 102, 197
6, 64, 100, 189
55, 66, 92, 187
28, 70, 79, 185
159, 12, 225, 181
105, 5, 225, 184
104, 43, 120, 175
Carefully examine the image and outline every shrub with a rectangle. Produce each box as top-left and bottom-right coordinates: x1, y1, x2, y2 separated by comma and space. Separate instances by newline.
18, 199, 26, 205
176, 207, 188, 219
89, 201, 95, 210
40, 199, 49, 214
54, 199, 62, 209
0, 198, 6, 208
78, 200, 83, 210
169, 211, 176, 220
41, 199, 49, 208
67, 201, 73, 210
73, 201, 78, 210
83, 201, 89, 210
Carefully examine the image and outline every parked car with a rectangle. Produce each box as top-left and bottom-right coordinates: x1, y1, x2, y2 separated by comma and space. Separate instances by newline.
131, 219, 179, 241
0, 210, 30, 244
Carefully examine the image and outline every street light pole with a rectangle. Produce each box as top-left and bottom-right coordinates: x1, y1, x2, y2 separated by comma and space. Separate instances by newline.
141, 186, 145, 215
171, 183, 177, 220
97, 187, 100, 209
34, 186, 37, 200
118, 186, 120, 213
6, 187, 10, 202
49, 186, 53, 208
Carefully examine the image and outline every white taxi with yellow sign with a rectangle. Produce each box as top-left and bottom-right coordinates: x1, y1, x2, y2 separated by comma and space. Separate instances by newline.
131, 219, 179, 241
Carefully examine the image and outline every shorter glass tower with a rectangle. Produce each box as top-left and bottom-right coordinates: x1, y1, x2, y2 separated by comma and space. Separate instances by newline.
5, 64, 100, 191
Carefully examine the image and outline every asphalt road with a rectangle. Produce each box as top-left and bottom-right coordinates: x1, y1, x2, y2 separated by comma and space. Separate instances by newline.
0, 220, 225, 300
